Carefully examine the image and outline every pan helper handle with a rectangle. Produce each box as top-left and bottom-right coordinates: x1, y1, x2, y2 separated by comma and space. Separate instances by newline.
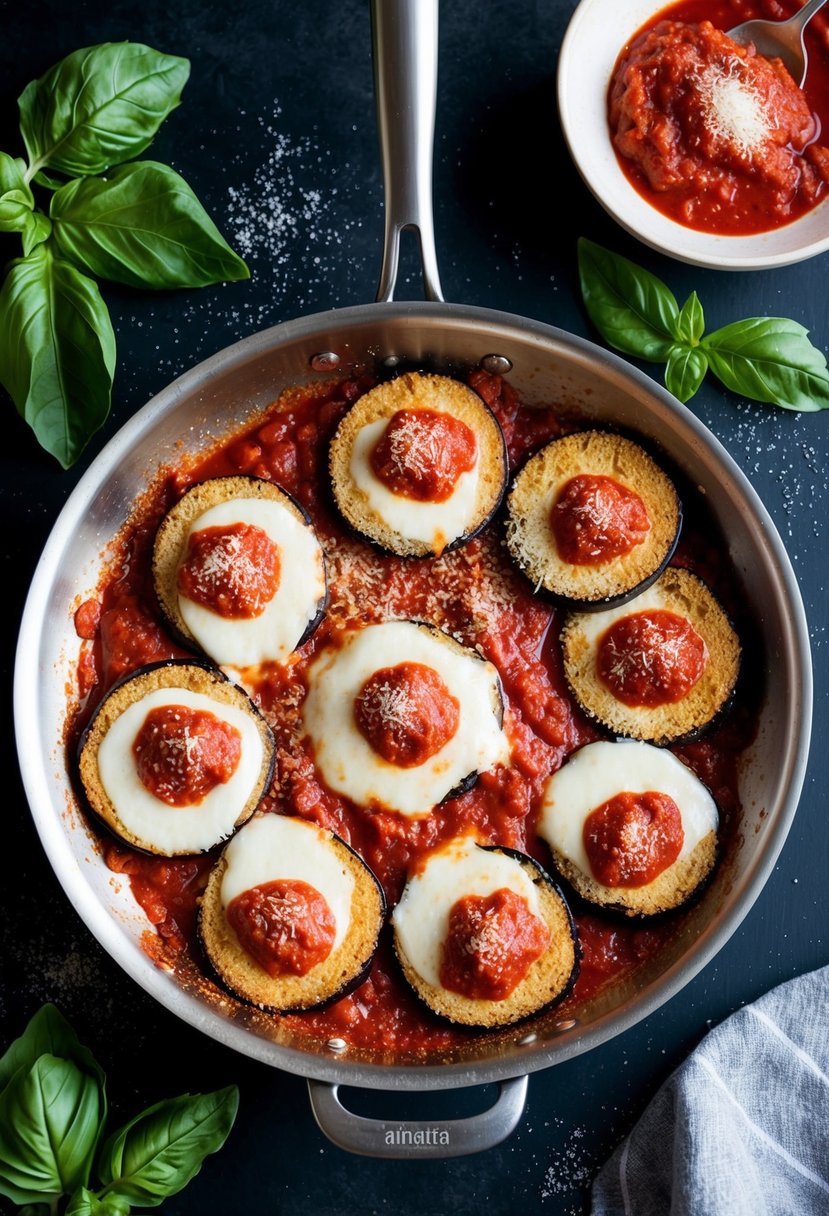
307, 1076, 528, 1159
371, 0, 444, 303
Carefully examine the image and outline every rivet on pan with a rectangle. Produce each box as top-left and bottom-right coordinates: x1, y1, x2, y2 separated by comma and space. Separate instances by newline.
326, 1037, 347, 1053
382, 354, 401, 369
310, 351, 341, 372
480, 353, 513, 375
554, 1018, 578, 1032
517, 1032, 538, 1046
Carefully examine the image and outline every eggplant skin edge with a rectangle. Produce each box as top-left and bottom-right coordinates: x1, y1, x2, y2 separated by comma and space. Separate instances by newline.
535, 517, 681, 614
546, 835, 721, 922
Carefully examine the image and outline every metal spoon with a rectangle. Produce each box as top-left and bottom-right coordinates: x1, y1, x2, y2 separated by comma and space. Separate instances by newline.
727, 0, 829, 87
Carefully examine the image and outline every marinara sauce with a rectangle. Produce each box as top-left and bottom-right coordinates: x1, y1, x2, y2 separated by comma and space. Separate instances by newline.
609, 0, 829, 234
226, 880, 336, 977
551, 475, 651, 566
354, 662, 461, 768
132, 705, 242, 805
439, 889, 552, 1001
71, 371, 757, 1058
370, 408, 477, 502
597, 610, 708, 706
177, 522, 281, 618
584, 792, 685, 887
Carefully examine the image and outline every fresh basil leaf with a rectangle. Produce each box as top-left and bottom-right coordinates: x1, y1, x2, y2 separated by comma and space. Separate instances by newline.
66, 1186, 131, 1216
19, 1206, 50, 1216
0, 1055, 102, 1205
34, 169, 73, 191
702, 316, 829, 412
675, 291, 705, 346
0, 1005, 104, 1097
0, 153, 32, 196
51, 161, 249, 288
97, 1087, 239, 1207
22, 212, 52, 256
0, 152, 35, 233
19, 42, 189, 178
0, 245, 116, 467
665, 344, 709, 402
578, 237, 679, 361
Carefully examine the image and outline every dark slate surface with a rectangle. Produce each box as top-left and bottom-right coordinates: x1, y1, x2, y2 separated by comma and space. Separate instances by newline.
2, 2, 826, 1213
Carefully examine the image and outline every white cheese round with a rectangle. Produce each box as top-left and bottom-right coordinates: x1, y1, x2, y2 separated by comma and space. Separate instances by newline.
392, 836, 542, 987
302, 620, 509, 817
537, 739, 718, 881
349, 418, 481, 551
220, 814, 354, 953
97, 686, 265, 854
177, 497, 325, 668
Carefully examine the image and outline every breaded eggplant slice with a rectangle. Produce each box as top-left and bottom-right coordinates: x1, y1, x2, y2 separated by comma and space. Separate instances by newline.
198, 813, 385, 1012
537, 740, 719, 917
505, 429, 681, 609
301, 619, 509, 818
561, 566, 741, 745
78, 660, 275, 856
328, 371, 508, 558
153, 474, 327, 668
392, 836, 579, 1028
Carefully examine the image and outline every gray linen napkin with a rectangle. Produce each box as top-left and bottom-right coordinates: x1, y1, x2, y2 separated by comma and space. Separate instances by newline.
591, 962, 829, 1216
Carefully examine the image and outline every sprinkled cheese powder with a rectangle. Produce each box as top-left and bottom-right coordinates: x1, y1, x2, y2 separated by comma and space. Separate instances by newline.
358, 680, 420, 734
696, 59, 773, 156
387, 414, 443, 478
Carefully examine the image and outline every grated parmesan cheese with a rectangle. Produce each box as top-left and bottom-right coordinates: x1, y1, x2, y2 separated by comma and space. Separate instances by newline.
696, 59, 773, 156
601, 616, 695, 687
358, 679, 421, 734
386, 412, 443, 479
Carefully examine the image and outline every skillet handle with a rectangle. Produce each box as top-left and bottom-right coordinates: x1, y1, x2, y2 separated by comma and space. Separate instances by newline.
371, 0, 444, 303
307, 1075, 528, 1159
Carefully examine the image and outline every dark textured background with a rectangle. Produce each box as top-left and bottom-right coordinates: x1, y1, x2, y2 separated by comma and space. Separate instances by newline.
2, 2, 827, 1213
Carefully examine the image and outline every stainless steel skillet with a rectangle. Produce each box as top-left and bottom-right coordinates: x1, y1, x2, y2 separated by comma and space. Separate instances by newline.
13, 0, 812, 1158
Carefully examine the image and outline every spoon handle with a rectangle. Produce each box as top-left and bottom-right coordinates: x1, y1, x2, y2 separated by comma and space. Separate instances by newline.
792, 0, 829, 34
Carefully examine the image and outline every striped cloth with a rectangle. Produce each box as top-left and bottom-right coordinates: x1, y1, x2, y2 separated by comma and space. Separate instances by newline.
591, 963, 829, 1216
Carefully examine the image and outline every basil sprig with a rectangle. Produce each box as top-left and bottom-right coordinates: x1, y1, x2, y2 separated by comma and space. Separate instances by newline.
578, 238, 829, 412
0, 1004, 238, 1215
0, 42, 249, 469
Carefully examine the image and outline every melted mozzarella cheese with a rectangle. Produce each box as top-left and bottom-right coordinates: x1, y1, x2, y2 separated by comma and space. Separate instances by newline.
97, 687, 265, 854
392, 836, 542, 987
177, 497, 325, 667
538, 740, 718, 881
220, 814, 354, 952
349, 419, 481, 549
302, 620, 509, 817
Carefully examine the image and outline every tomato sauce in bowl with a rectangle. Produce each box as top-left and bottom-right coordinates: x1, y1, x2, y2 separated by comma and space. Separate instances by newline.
608, 0, 829, 235
70, 372, 759, 1060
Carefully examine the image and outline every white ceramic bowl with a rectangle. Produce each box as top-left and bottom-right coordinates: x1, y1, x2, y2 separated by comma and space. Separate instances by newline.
557, 0, 829, 270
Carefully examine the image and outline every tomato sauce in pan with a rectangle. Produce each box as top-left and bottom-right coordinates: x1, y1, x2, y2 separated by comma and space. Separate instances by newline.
71, 372, 757, 1057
